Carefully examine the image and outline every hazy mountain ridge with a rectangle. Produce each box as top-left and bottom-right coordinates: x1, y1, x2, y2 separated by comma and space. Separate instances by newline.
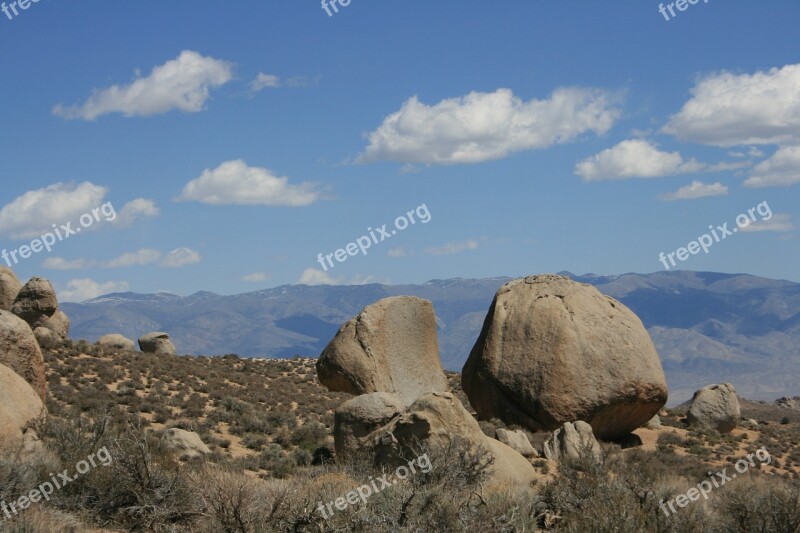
62, 271, 800, 403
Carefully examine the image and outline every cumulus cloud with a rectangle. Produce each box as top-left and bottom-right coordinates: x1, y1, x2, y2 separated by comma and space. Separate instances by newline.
177, 160, 322, 206
0, 182, 107, 239
358, 87, 620, 165
657, 181, 729, 201
744, 145, 800, 188
424, 239, 479, 256
740, 213, 794, 233
58, 279, 130, 303
241, 272, 270, 282
53, 50, 233, 120
105, 249, 162, 268
575, 139, 748, 181
160, 247, 201, 268
249, 73, 281, 92
663, 64, 800, 146
113, 198, 159, 227
298, 268, 339, 285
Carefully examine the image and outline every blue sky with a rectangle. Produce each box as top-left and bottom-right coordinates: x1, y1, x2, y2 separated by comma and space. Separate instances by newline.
1, 1, 798, 301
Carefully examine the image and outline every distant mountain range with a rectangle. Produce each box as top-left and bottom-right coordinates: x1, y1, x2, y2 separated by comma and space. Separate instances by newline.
61, 271, 800, 404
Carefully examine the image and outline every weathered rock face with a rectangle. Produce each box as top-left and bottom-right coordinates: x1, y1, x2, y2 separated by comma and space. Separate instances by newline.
0, 363, 46, 450
364, 392, 538, 489
0, 310, 47, 400
543, 421, 602, 463
644, 415, 662, 430
462, 275, 668, 440
98, 334, 137, 352
34, 310, 70, 340
687, 383, 740, 433
11, 277, 59, 326
334, 392, 405, 456
138, 332, 176, 355
317, 296, 449, 405
0, 267, 22, 311
495, 428, 538, 458
162, 428, 211, 459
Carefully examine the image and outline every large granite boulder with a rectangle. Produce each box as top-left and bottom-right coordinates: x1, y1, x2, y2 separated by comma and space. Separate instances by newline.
317, 296, 449, 405
462, 274, 668, 440
0, 363, 46, 451
0, 267, 22, 311
0, 310, 46, 400
687, 383, 740, 434
11, 277, 58, 326
138, 332, 176, 355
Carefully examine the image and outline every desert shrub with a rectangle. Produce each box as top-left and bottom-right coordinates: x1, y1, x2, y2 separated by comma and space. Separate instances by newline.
290, 422, 328, 452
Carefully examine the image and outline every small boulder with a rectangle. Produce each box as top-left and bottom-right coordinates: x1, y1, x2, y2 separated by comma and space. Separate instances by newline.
0, 310, 46, 400
495, 428, 538, 458
334, 392, 405, 456
687, 383, 740, 434
11, 277, 58, 326
644, 415, 662, 430
0, 267, 22, 311
138, 332, 176, 355
317, 296, 449, 405
0, 363, 46, 451
462, 274, 668, 440
163, 428, 211, 459
543, 421, 602, 463
33, 310, 70, 339
33, 327, 61, 349
98, 334, 137, 352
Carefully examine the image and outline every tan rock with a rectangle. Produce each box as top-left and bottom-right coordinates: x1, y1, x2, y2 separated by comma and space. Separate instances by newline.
0, 310, 46, 400
163, 428, 211, 459
687, 383, 740, 434
495, 428, 538, 458
334, 392, 405, 456
543, 421, 602, 463
138, 332, 176, 355
317, 296, 449, 405
0, 267, 22, 311
98, 333, 137, 352
11, 277, 58, 326
33, 309, 70, 339
33, 326, 61, 349
0, 363, 46, 451
462, 274, 668, 440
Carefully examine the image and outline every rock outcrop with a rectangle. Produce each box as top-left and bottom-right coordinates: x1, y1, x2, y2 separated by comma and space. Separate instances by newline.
11, 277, 59, 326
98, 334, 137, 352
0, 310, 47, 400
462, 274, 668, 440
163, 428, 211, 459
138, 332, 176, 355
334, 392, 405, 456
34, 309, 70, 340
317, 296, 449, 405
363, 392, 538, 489
0, 267, 22, 311
542, 421, 602, 463
0, 363, 46, 450
687, 383, 740, 433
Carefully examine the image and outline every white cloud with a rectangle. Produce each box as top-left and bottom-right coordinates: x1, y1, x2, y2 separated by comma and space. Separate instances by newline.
744, 145, 800, 188
241, 272, 270, 283
740, 213, 794, 233
0, 182, 107, 239
105, 249, 162, 268
42, 257, 95, 270
387, 247, 411, 258
299, 268, 339, 285
53, 50, 233, 120
575, 139, 747, 181
424, 239, 479, 256
663, 64, 800, 146
113, 198, 159, 227
249, 73, 281, 92
160, 247, 201, 268
58, 279, 130, 303
657, 181, 729, 201
358, 87, 620, 165
177, 160, 322, 206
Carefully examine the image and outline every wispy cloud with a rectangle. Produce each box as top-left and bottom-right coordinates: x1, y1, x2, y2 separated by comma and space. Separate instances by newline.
657, 181, 729, 201
740, 213, 794, 233
58, 279, 130, 303
424, 239, 479, 256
